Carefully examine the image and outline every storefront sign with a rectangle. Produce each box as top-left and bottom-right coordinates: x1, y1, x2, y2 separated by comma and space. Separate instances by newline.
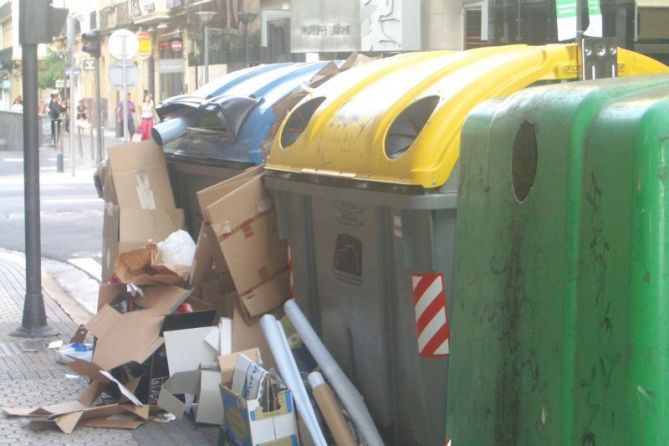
291, 0, 360, 52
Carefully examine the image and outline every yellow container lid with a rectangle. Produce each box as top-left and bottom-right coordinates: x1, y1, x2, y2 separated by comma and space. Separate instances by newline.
266, 44, 669, 188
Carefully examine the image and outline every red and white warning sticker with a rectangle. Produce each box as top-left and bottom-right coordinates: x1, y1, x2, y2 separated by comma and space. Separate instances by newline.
412, 272, 450, 357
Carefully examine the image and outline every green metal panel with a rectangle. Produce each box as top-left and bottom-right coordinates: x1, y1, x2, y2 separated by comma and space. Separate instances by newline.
448, 75, 669, 445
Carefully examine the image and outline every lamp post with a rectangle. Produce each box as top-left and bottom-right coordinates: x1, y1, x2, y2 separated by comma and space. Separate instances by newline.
238, 11, 258, 68
195, 11, 216, 84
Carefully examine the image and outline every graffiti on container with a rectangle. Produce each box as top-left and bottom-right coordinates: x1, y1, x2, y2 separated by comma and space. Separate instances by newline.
580, 171, 618, 445
488, 218, 538, 445
333, 233, 363, 286
333, 201, 365, 228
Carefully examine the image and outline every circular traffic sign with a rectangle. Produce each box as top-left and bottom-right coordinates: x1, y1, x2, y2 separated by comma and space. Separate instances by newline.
170, 40, 183, 52
137, 31, 152, 59
108, 29, 139, 60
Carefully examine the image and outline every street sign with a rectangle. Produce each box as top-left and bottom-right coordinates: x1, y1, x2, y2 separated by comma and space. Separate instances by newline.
108, 61, 139, 88
83, 59, 95, 71
137, 31, 152, 59
108, 29, 139, 60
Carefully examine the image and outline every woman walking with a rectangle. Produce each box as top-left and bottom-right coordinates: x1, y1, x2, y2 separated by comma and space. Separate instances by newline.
139, 92, 155, 141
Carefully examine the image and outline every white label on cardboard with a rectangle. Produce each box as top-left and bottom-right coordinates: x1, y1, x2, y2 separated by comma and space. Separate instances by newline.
135, 170, 156, 210
213, 222, 232, 236
256, 198, 271, 214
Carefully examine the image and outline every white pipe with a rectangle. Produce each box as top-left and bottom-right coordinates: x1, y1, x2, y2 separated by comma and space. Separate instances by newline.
259, 314, 327, 446
284, 299, 385, 446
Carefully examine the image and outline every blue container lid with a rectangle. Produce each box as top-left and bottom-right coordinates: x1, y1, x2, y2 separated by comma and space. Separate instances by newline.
157, 62, 332, 165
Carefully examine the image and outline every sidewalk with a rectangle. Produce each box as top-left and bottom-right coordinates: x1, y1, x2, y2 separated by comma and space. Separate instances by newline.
0, 252, 217, 445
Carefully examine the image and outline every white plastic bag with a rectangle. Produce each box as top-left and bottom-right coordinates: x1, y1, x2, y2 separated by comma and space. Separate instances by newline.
158, 229, 196, 268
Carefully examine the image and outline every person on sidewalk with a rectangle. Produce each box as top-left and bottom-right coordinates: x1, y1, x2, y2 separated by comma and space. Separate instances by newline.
116, 92, 136, 140
139, 92, 155, 141
47, 93, 64, 146
11, 96, 23, 113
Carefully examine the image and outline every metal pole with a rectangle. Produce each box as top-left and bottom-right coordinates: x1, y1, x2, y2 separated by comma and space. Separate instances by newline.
11, 42, 55, 338
204, 23, 209, 84
576, 0, 585, 80
122, 35, 128, 142
95, 56, 103, 162
68, 16, 76, 177
243, 22, 249, 68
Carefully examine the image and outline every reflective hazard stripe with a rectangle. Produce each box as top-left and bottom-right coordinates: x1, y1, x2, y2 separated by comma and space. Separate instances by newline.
412, 272, 450, 357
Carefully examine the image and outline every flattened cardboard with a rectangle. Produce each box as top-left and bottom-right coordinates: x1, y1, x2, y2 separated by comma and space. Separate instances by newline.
239, 269, 290, 318
86, 285, 190, 370
189, 222, 214, 288
214, 212, 288, 295
205, 173, 290, 316
119, 208, 185, 253
108, 140, 176, 210
196, 166, 263, 223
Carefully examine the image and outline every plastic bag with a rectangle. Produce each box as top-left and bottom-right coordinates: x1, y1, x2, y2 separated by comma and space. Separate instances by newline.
56, 342, 93, 364
158, 229, 196, 268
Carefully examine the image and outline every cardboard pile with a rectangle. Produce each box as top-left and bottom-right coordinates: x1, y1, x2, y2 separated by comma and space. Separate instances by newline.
4, 146, 298, 437
99, 140, 185, 283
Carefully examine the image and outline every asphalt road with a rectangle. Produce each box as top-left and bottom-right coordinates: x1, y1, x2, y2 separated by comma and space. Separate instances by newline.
0, 138, 104, 264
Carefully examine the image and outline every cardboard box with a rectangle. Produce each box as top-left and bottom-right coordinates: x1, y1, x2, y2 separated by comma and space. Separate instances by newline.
85, 285, 191, 370
108, 140, 176, 210
220, 355, 298, 446
119, 208, 185, 253
196, 166, 263, 223
205, 174, 290, 317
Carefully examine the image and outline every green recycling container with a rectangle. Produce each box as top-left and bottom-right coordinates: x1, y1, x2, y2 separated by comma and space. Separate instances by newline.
448, 74, 669, 445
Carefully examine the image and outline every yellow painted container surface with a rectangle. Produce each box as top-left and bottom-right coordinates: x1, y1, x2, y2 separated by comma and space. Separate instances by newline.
266, 44, 669, 188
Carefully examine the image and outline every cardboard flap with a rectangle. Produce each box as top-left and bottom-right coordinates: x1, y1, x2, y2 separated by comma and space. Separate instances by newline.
206, 174, 270, 237
164, 326, 220, 375
134, 285, 192, 315
108, 141, 176, 210
53, 411, 84, 434
196, 166, 263, 222
115, 244, 188, 287
157, 370, 201, 418
196, 370, 224, 425
67, 359, 109, 382
119, 208, 185, 251
88, 308, 166, 370
217, 213, 288, 295
218, 348, 262, 385
78, 380, 108, 406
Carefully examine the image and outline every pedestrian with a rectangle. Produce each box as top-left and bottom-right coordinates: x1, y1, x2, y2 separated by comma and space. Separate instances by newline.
10, 96, 22, 113
76, 99, 91, 131
139, 92, 155, 141
116, 92, 136, 140
47, 93, 64, 145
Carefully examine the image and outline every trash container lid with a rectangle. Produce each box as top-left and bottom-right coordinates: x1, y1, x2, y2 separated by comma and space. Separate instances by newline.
158, 62, 332, 165
266, 44, 669, 188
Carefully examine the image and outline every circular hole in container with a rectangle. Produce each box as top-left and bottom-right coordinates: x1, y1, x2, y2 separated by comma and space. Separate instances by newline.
512, 121, 538, 202
280, 97, 326, 148
384, 96, 440, 159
